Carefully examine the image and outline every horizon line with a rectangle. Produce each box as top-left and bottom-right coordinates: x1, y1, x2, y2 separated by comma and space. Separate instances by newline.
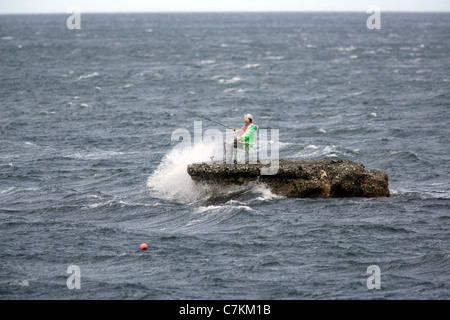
1, 10, 449, 15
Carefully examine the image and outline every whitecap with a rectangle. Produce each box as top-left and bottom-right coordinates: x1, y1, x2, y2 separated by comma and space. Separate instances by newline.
66, 150, 125, 160
81, 199, 131, 210
0, 187, 16, 194
217, 77, 241, 84
241, 64, 260, 69
336, 45, 356, 51
264, 56, 284, 60
116, 252, 128, 257
296, 145, 340, 158
250, 183, 284, 201
224, 88, 247, 93
77, 72, 98, 80
278, 141, 292, 148
2, 36, 13, 40
198, 60, 215, 65
9, 280, 29, 287
323, 145, 336, 153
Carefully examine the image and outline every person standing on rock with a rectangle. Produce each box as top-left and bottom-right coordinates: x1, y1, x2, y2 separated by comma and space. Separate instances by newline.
224, 114, 257, 163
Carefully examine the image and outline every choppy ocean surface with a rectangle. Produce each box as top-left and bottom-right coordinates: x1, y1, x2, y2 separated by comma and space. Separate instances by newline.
0, 13, 449, 300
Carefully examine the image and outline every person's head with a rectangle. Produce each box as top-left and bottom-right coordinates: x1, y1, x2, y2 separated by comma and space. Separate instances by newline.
244, 114, 253, 123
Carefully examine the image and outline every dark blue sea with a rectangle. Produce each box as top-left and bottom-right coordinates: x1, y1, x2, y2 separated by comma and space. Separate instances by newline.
0, 13, 449, 300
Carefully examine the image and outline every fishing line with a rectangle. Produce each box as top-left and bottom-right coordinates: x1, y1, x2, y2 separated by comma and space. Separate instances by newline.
180, 108, 234, 130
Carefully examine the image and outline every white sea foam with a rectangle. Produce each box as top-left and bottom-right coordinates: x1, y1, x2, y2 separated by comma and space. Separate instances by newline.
224, 88, 247, 93
251, 183, 284, 201
147, 141, 217, 203
9, 280, 29, 287
198, 60, 215, 65
81, 200, 132, 210
294, 145, 339, 158
241, 64, 260, 69
336, 45, 356, 51
264, 56, 284, 60
323, 145, 336, 154
0, 187, 16, 194
217, 77, 242, 84
278, 141, 292, 148
67, 150, 125, 160
77, 72, 98, 80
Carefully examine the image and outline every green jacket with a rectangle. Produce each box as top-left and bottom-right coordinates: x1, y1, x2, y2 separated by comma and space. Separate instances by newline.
240, 123, 257, 150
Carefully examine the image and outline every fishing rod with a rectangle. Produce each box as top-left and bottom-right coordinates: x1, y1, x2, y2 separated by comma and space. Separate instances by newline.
181, 108, 234, 130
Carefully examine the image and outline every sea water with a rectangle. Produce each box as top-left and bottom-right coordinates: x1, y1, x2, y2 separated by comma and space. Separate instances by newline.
0, 13, 449, 299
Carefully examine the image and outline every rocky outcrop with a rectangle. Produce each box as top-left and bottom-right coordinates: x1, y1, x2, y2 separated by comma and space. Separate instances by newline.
187, 159, 389, 198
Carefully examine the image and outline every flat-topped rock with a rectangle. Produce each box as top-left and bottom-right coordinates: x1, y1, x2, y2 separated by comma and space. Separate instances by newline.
187, 159, 389, 198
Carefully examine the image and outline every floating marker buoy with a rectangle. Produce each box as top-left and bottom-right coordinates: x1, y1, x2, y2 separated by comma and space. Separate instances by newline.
140, 243, 148, 250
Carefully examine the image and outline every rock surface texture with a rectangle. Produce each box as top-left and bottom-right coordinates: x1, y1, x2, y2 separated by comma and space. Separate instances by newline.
187, 159, 390, 198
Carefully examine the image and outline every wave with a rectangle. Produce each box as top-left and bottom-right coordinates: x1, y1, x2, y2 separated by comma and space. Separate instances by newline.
77, 72, 99, 80
197, 60, 215, 65
241, 64, 260, 69
64, 150, 126, 160
146, 141, 281, 204
147, 141, 217, 203
8, 280, 30, 287
293, 144, 337, 158
389, 189, 450, 200
216, 76, 242, 84
224, 88, 248, 93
